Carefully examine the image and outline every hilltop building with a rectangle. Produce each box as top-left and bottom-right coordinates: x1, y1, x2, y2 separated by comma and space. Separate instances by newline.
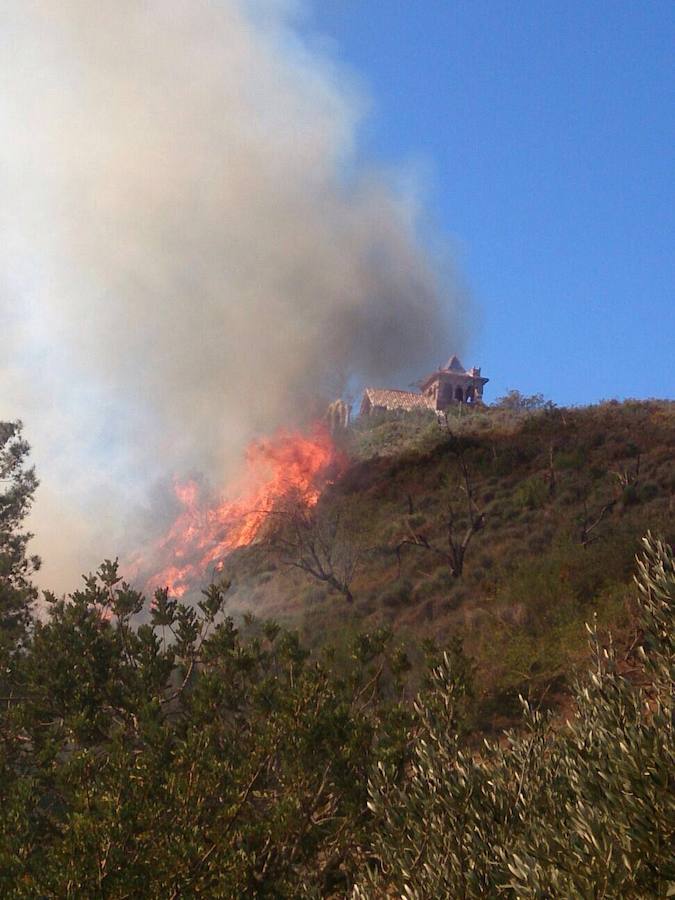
360, 355, 488, 416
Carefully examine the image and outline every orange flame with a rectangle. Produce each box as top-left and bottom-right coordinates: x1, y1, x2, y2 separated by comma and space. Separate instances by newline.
131, 425, 341, 597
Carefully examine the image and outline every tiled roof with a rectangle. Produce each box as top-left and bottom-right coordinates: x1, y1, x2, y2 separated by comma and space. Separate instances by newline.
362, 388, 435, 412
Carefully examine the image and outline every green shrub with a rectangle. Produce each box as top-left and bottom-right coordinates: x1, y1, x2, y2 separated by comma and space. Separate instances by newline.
514, 476, 548, 510
355, 534, 675, 898
555, 447, 586, 470
407, 512, 427, 529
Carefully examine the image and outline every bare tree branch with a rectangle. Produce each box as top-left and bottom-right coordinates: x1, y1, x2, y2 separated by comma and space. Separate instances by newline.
580, 498, 616, 548
267, 500, 367, 603
396, 442, 485, 579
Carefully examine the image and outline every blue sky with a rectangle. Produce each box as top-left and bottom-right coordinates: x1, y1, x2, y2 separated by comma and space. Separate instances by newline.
303, 1, 674, 405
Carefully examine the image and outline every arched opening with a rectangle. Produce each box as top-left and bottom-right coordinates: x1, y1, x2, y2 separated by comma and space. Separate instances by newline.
455, 386, 464, 402
466, 385, 475, 403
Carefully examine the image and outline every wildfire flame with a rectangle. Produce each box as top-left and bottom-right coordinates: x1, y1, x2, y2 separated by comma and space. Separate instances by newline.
130, 425, 341, 597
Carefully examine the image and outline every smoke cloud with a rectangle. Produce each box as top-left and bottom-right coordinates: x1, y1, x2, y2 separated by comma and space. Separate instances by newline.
1, 0, 469, 591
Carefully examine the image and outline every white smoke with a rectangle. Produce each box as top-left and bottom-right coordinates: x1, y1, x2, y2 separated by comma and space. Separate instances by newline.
1, 0, 469, 591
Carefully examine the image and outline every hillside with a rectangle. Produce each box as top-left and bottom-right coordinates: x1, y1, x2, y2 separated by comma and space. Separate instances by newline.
225, 399, 674, 730
2, 410, 673, 896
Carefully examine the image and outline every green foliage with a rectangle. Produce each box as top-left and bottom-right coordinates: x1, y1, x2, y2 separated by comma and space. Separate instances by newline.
0, 535, 673, 896
354, 534, 675, 898
0, 421, 40, 651
348, 408, 441, 460
514, 475, 548, 510
0, 563, 412, 897
492, 389, 553, 411
1, 407, 673, 895
555, 447, 587, 470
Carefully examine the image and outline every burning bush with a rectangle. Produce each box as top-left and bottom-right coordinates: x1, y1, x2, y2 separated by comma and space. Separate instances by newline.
128, 425, 344, 597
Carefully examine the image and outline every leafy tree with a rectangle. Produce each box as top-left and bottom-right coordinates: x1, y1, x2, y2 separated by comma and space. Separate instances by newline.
0, 536, 673, 896
0, 421, 40, 651
493, 389, 552, 411
1, 418, 673, 897
0, 562, 411, 897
